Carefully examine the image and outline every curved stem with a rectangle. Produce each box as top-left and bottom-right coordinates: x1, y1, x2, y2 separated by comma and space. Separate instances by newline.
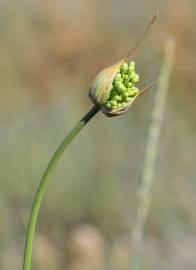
23, 105, 100, 270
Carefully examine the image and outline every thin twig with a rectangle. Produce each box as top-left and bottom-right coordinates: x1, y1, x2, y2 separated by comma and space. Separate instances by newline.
129, 38, 175, 270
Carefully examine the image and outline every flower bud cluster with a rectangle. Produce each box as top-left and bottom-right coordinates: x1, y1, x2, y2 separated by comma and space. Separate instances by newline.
105, 61, 139, 110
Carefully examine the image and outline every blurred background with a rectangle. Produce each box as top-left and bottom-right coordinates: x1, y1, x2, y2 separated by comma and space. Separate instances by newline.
0, 0, 196, 269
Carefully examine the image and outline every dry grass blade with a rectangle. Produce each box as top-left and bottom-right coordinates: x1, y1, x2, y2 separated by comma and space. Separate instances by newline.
129, 38, 175, 270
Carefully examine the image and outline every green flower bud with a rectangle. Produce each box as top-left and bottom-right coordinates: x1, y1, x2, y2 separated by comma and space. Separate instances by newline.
133, 87, 139, 94
118, 84, 127, 93
111, 100, 118, 106
89, 11, 158, 117
126, 82, 133, 88
125, 97, 133, 102
115, 73, 121, 80
130, 72, 136, 80
114, 80, 122, 88
123, 92, 129, 98
120, 62, 128, 73
106, 102, 111, 108
132, 74, 140, 83
114, 95, 122, 101
89, 59, 144, 116
123, 74, 129, 80
129, 61, 135, 70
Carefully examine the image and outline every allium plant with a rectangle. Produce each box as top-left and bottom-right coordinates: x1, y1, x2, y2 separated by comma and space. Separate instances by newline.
23, 11, 158, 270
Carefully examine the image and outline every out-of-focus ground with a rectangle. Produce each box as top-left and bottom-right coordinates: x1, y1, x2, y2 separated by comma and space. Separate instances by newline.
0, 0, 196, 269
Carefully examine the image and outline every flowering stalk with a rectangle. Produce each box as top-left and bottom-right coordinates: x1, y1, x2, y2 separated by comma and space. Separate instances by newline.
23, 105, 99, 270
23, 12, 158, 270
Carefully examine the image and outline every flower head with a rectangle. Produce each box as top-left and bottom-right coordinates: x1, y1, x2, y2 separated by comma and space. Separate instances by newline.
89, 11, 158, 117
103, 61, 140, 114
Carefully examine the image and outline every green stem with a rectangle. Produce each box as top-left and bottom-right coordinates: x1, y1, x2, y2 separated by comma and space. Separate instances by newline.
23, 105, 100, 270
